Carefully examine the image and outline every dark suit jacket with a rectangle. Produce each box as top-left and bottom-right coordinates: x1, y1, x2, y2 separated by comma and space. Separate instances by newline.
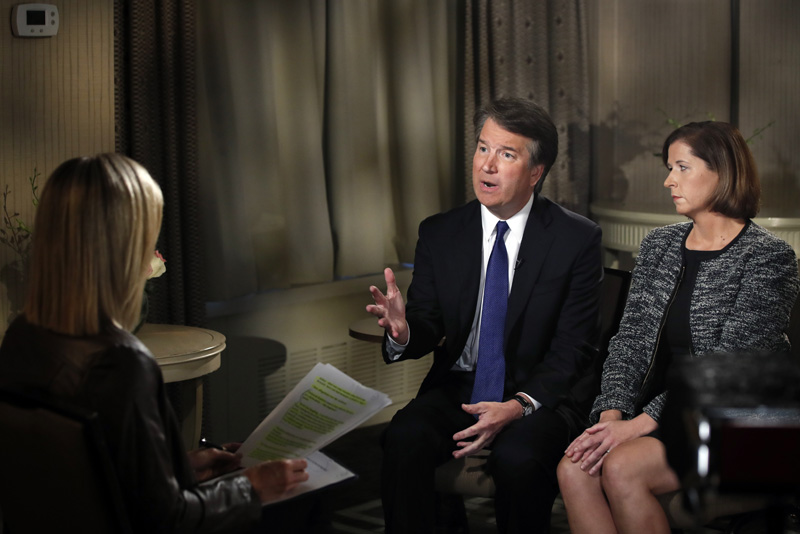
383, 196, 603, 433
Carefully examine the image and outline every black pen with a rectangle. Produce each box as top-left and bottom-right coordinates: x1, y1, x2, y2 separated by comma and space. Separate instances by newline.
198, 437, 229, 452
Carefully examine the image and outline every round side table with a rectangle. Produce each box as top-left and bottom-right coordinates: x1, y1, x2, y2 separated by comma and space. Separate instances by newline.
136, 323, 226, 448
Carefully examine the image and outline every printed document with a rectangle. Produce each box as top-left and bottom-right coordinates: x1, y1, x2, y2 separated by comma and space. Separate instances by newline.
236, 362, 392, 502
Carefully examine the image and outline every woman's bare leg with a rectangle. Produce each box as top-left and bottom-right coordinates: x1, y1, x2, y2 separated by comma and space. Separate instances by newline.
601, 437, 680, 534
557, 455, 618, 534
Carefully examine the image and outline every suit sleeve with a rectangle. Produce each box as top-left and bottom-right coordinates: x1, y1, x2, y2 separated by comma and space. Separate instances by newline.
521, 223, 603, 408
382, 218, 448, 362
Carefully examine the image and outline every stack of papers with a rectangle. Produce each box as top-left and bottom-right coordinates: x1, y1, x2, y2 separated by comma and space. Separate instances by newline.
236, 363, 392, 503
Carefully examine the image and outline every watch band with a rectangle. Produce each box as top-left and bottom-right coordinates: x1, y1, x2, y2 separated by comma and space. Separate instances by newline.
512, 394, 534, 416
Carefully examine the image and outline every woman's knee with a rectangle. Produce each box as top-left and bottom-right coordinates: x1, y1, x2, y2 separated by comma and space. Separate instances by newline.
600, 444, 651, 498
557, 455, 600, 500
557, 456, 581, 491
599, 449, 627, 488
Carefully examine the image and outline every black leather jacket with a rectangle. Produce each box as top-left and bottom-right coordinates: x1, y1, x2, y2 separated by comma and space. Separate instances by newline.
0, 316, 261, 533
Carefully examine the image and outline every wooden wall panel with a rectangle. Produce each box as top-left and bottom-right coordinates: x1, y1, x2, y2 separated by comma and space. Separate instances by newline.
591, 0, 730, 214
0, 0, 114, 328
739, 0, 800, 217
591, 0, 799, 220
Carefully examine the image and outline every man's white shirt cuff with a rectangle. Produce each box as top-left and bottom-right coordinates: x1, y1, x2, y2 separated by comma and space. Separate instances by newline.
385, 325, 409, 361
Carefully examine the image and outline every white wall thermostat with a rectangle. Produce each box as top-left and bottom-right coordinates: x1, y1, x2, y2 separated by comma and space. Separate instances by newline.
11, 3, 59, 38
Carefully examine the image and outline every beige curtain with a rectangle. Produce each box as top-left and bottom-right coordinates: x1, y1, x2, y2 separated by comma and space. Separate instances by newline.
463, 0, 590, 215
196, 0, 454, 302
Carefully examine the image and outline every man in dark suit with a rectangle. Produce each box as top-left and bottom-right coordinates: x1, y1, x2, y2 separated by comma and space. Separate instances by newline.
367, 97, 603, 533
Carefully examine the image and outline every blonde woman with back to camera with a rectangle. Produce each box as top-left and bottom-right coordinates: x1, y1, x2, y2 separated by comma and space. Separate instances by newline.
557, 122, 800, 534
0, 154, 308, 532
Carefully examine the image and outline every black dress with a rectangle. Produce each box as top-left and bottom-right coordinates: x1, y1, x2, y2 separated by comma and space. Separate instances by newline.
647, 232, 743, 427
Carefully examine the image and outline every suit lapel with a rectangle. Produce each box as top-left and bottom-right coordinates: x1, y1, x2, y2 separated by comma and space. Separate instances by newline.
454, 203, 483, 332
505, 195, 555, 337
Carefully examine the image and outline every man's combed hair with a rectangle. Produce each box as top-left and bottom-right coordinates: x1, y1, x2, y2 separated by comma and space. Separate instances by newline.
24, 154, 163, 336
661, 121, 761, 220
473, 97, 558, 194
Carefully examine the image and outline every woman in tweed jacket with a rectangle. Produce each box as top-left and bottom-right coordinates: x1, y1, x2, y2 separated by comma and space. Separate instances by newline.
557, 122, 800, 534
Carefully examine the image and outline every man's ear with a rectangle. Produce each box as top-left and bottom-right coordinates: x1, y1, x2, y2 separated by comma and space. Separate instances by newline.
529, 164, 545, 189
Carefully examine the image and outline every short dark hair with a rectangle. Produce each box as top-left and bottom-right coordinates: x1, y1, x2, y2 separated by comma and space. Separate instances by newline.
661, 121, 760, 219
473, 97, 558, 194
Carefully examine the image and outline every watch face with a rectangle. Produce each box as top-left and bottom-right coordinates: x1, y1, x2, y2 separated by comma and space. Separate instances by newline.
514, 395, 532, 415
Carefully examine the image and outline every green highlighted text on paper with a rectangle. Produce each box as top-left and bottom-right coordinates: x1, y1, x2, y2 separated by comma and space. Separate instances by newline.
240, 363, 391, 465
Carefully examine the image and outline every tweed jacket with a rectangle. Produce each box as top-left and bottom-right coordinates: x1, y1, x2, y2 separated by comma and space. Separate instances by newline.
591, 221, 800, 424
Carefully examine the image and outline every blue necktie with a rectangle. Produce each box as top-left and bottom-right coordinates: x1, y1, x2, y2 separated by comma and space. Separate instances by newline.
470, 221, 509, 405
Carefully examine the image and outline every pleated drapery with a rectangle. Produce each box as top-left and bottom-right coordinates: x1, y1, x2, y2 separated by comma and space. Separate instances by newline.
195, 0, 455, 301
117, 0, 590, 308
115, 0, 205, 327
463, 0, 591, 216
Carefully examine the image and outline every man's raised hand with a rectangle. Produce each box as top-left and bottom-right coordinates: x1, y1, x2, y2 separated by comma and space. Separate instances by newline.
367, 267, 409, 345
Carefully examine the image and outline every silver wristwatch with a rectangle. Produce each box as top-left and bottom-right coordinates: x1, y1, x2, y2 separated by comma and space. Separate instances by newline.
512, 394, 534, 416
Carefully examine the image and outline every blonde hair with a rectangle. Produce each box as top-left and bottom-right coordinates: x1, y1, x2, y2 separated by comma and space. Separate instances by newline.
24, 154, 163, 335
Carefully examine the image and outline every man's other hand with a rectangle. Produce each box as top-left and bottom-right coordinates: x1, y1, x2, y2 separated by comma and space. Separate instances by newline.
451, 400, 523, 458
